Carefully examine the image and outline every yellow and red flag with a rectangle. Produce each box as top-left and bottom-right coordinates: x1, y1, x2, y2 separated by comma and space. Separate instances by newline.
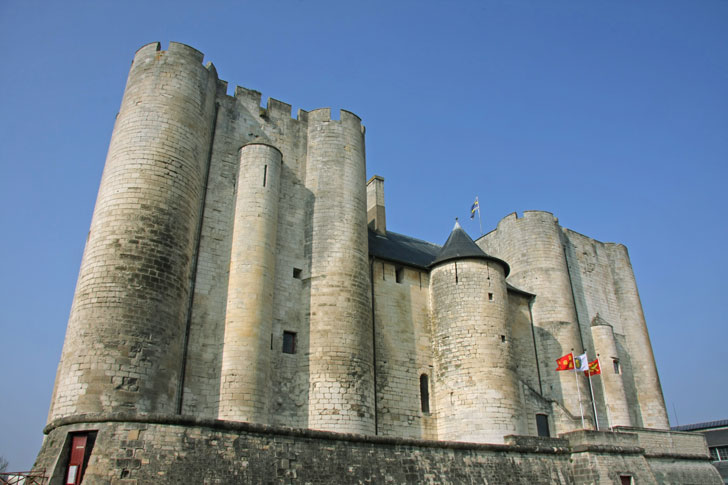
585, 359, 601, 376
555, 353, 574, 371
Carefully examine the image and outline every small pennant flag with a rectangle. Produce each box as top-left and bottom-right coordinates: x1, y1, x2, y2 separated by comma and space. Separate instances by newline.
470, 197, 479, 219
574, 352, 589, 372
585, 359, 601, 376
556, 353, 574, 371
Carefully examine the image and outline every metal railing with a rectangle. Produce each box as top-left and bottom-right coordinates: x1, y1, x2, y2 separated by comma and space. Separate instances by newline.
0, 469, 48, 485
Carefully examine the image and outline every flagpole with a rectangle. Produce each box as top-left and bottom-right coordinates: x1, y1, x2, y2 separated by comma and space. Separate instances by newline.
586, 352, 599, 431
572, 351, 585, 429
477, 198, 483, 236
596, 354, 612, 429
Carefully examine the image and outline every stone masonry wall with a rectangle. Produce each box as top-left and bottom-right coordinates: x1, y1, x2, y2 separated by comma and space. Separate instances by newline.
34, 418, 722, 484
372, 260, 436, 439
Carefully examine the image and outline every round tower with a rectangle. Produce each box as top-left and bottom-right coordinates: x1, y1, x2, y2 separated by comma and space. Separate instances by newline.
488, 211, 591, 429
304, 108, 374, 434
218, 143, 282, 422
430, 221, 524, 443
607, 244, 669, 429
591, 321, 631, 428
49, 42, 218, 420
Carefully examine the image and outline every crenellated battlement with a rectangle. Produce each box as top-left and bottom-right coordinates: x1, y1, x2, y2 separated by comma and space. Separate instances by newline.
308, 108, 364, 133
495, 210, 558, 231
133, 42, 363, 127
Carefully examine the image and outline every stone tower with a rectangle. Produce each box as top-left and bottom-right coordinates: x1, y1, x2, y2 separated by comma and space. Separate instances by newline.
430, 221, 524, 443
49, 42, 219, 420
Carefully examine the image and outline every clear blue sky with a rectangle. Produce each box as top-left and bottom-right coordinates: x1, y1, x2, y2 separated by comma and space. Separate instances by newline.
1, 0, 726, 471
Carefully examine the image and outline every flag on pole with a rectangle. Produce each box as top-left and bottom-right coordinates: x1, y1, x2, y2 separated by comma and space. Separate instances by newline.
470, 197, 479, 219
556, 353, 574, 371
574, 352, 589, 372
585, 359, 601, 376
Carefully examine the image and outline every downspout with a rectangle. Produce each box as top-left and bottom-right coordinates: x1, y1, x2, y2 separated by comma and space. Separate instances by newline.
370, 255, 379, 435
176, 101, 220, 414
528, 297, 543, 396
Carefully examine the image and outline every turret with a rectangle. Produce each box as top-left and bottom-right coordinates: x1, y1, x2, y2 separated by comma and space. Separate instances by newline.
430, 221, 524, 443
590, 316, 631, 428
304, 109, 375, 434
48, 42, 219, 420
218, 143, 282, 422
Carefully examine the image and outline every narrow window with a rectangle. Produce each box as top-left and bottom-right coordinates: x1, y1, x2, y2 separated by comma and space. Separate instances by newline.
455, 262, 459, 284
501, 335, 506, 343
619, 476, 633, 485
420, 374, 430, 413
536, 414, 550, 437
293, 268, 302, 279
282, 331, 296, 354
488, 292, 494, 301
270, 333, 273, 350
263, 164, 268, 187
613, 359, 621, 374
395, 266, 404, 284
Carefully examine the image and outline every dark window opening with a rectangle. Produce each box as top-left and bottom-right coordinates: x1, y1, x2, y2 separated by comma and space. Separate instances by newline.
395, 266, 404, 284
282, 331, 296, 354
501, 335, 506, 343
613, 359, 621, 374
263, 164, 268, 187
455, 262, 459, 284
488, 292, 494, 301
536, 414, 550, 437
293, 268, 302, 279
619, 476, 633, 485
420, 374, 430, 413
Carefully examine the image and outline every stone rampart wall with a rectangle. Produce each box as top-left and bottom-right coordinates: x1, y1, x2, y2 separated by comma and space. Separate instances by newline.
34, 417, 722, 485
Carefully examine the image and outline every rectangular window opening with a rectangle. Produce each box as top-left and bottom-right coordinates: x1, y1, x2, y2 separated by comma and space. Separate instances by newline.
488, 292, 494, 301
293, 268, 302, 279
501, 335, 506, 343
536, 414, 550, 437
395, 266, 404, 284
420, 374, 430, 413
613, 359, 621, 374
263, 164, 268, 187
455, 262, 459, 284
619, 476, 633, 485
282, 331, 296, 354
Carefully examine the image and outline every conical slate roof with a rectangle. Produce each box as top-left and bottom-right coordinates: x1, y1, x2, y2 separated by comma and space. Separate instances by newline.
429, 220, 510, 276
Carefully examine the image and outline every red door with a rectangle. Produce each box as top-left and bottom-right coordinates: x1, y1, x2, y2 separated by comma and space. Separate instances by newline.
65, 434, 87, 485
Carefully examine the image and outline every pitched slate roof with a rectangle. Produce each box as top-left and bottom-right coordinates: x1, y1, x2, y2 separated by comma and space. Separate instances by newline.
671, 419, 728, 432
368, 221, 511, 277
429, 221, 510, 276
368, 229, 441, 269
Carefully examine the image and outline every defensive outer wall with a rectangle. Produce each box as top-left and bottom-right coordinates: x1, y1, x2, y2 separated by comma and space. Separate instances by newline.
34, 42, 720, 484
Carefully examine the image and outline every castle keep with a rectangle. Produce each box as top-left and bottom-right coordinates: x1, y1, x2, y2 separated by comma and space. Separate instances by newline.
33, 42, 721, 484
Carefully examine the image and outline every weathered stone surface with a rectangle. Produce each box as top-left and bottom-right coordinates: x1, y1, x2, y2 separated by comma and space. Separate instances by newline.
35, 42, 712, 484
